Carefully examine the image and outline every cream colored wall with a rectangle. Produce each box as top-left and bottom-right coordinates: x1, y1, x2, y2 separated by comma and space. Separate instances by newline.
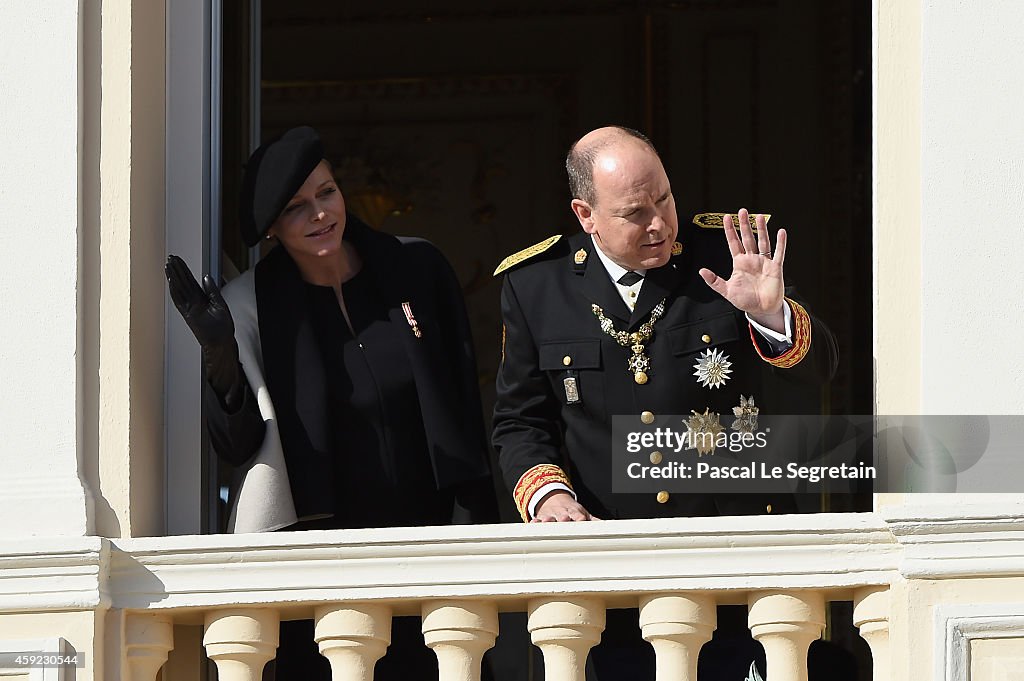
896, 577, 1024, 680
163, 625, 204, 681
872, 0, 921, 421
872, 0, 1024, 672
0, 0, 167, 539
920, 0, 1024, 415
0, 1, 93, 537
872, 0, 921, 515
873, 0, 1024, 515
94, 0, 167, 539
971, 638, 1024, 679
0, 612, 102, 681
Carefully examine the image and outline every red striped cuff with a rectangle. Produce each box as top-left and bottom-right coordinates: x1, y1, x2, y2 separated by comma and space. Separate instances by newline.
513, 464, 572, 522
749, 297, 812, 369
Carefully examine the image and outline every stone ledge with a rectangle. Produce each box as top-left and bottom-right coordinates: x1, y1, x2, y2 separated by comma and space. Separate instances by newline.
108, 514, 900, 616
881, 504, 1024, 579
16, 510, 1024, 618
0, 537, 109, 612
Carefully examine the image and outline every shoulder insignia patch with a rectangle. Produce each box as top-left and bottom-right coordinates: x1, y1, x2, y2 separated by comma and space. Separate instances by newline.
693, 212, 772, 230
671, 241, 683, 256
493, 235, 563, 275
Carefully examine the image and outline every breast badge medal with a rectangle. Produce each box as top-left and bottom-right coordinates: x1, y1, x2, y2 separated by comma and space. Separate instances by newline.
731, 395, 759, 434
591, 299, 667, 384
693, 347, 732, 389
685, 409, 725, 456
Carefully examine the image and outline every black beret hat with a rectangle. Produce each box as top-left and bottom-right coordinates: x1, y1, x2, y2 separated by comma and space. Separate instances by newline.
239, 126, 326, 247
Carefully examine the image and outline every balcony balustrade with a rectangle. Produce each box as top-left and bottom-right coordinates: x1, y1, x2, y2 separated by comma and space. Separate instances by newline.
100, 513, 900, 680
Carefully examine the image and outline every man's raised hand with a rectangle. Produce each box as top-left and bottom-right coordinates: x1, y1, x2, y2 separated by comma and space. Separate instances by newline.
697, 208, 787, 333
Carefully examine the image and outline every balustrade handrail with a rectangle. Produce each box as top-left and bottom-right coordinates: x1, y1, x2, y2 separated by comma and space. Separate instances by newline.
106, 512, 901, 616
9, 507, 1024, 618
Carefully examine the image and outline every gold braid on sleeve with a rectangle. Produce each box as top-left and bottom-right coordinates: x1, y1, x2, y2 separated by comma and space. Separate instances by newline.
749, 297, 812, 368
513, 464, 573, 522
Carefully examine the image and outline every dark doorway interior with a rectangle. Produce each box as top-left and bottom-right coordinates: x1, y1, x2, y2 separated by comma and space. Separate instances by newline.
219, 0, 873, 517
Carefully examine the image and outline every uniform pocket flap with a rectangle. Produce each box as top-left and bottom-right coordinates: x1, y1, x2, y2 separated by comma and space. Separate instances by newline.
667, 312, 741, 356
539, 340, 602, 370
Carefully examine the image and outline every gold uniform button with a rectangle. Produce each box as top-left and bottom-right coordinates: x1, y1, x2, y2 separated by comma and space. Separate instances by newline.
562, 355, 572, 367
766, 504, 773, 513
702, 334, 712, 343
641, 411, 655, 425
650, 451, 663, 464
656, 491, 670, 504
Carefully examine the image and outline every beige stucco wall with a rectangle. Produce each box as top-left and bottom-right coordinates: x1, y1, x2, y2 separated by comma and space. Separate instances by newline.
874, 3, 1024, 676
892, 577, 1024, 679
919, 0, 1024, 415
0, 612, 103, 681
0, 0, 167, 541
0, 0, 94, 538
873, 0, 921, 422
91, 0, 168, 539
971, 638, 1024, 678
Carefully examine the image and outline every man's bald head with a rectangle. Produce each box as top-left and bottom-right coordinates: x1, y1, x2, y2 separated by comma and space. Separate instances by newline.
567, 126, 678, 271
566, 126, 659, 207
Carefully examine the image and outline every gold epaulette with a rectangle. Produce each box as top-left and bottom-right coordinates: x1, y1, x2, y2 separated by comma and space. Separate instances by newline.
493, 235, 562, 276
693, 212, 772, 230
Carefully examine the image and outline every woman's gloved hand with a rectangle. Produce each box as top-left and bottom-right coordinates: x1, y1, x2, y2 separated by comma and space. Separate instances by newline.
164, 254, 241, 401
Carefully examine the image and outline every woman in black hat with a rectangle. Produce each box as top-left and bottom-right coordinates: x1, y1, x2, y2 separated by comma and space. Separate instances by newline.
165, 127, 499, 680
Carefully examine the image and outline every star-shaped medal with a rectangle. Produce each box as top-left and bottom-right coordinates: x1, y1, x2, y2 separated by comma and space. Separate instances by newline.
693, 347, 733, 389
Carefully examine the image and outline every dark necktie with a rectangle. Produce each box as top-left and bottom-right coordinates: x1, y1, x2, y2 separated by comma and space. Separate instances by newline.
617, 271, 644, 286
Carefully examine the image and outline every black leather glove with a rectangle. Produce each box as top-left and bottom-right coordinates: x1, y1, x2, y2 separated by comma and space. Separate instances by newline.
165, 255, 242, 405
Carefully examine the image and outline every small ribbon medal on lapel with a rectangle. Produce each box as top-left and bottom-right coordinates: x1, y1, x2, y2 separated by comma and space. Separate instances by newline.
401, 301, 422, 338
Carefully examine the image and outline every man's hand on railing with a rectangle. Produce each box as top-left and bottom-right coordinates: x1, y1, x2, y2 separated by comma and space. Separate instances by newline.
531, 491, 600, 522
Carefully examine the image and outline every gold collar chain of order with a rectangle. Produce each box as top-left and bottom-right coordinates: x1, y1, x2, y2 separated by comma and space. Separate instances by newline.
591, 298, 667, 384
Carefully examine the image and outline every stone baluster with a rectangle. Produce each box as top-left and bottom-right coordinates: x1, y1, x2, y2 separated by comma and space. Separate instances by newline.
315, 603, 392, 681
527, 597, 605, 681
639, 594, 717, 681
422, 600, 498, 681
854, 586, 891, 681
748, 591, 825, 681
125, 612, 174, 681
203, 608, 279, 681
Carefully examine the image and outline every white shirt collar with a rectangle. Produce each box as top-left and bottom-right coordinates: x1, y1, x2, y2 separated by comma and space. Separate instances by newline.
590, 235, 647, 284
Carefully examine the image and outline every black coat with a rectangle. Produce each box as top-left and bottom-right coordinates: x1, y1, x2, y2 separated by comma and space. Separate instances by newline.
493, 230, 838, 521
207, 216, 496, 528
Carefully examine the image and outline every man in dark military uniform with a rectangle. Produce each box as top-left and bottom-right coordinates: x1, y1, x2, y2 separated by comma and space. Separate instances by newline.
491, 126, 844, 680
493, 126, 837, 524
